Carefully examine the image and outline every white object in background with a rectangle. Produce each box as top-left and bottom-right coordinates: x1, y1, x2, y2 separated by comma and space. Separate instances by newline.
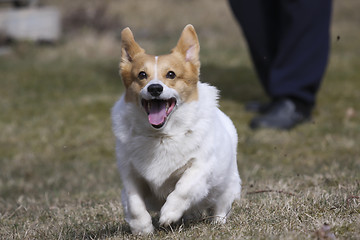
2, 7, 60, 42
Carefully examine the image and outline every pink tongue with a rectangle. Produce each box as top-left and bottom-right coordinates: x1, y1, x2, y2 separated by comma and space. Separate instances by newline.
148, 101, 167, 125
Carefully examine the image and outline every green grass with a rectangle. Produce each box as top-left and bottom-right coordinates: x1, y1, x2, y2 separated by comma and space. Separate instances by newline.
1, 0, 360, 239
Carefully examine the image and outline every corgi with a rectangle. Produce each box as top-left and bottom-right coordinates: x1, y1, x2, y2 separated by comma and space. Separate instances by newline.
112, 24, 241, 235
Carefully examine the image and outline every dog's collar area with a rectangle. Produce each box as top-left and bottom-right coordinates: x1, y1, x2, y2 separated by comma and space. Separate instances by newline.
141, 98, 177, 129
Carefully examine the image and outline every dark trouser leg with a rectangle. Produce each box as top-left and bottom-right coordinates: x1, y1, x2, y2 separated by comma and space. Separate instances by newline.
228, 0, 332, 110
228, 0, 280, 94
269, 0, 332, 109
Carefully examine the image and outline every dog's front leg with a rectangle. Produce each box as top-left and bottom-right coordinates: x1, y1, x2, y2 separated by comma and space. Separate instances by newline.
159, 160, 209, 226
122, 177, 154, 234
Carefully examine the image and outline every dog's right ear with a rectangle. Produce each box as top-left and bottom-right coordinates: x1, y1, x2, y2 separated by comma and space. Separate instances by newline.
121, 27, 145, 63
120, 28, 145, 90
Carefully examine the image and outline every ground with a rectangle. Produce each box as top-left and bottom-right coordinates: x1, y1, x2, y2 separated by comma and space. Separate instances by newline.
0, 0, 359, 239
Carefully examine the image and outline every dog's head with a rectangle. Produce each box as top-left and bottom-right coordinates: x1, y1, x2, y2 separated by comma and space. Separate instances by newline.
120, 24, 200, 129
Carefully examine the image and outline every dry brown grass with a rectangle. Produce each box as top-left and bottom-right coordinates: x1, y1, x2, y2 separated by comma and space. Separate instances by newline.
0, 0, 359, 239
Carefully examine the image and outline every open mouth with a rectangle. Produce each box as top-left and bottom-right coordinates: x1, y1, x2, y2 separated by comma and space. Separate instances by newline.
141, 98, 177, 129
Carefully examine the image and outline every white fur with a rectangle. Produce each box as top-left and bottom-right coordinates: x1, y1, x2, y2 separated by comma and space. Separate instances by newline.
154, 56, 158, 79
112, 81, 241, 234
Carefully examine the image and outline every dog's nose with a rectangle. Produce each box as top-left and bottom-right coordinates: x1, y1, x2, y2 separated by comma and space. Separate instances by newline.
147, 84, 163, 97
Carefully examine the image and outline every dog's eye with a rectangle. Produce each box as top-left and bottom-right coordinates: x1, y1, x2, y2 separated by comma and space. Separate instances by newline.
166, 71, 176, 79
138, 71, 147, 80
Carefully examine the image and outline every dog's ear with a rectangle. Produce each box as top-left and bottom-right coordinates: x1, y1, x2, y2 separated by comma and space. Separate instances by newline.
121, 27, 145, 63
120, 28, 145, 90
173, 24, 200, 67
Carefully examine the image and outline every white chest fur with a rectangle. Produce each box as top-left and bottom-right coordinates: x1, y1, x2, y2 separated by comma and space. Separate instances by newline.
112, 82, 218, 195
120, 124, 203, 193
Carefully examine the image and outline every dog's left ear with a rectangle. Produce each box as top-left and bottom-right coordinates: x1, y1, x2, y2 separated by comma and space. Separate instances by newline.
173, 24, 200, 67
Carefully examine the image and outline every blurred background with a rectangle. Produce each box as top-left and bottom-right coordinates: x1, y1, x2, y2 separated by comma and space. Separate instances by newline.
0, 0, 359, 239
0, 0, 249, 64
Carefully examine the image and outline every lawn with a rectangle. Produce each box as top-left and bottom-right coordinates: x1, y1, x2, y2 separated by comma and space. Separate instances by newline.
0, 0, 359, 239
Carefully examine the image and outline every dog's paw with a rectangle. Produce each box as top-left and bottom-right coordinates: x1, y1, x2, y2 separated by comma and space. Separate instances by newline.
212, 215, 227, 225
128, 216, 154, 235
159, 208, 183, 227
131, 224, 154, 235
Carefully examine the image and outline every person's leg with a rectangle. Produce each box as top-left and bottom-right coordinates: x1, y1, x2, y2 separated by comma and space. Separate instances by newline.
267, 0, 333, 111
250, 0, 332, 130
229, 0, 332, 129
228, 0, 280, 94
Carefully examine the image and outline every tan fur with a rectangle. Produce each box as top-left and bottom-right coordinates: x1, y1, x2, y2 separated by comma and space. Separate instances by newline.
122, 55, 156, 103
120, 25, 200, 103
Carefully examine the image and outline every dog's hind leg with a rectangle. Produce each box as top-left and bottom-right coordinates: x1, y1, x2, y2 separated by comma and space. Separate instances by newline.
212, 174, 241, 224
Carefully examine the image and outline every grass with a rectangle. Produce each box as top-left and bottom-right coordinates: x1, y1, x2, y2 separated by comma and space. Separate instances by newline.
1, 0, 360, 239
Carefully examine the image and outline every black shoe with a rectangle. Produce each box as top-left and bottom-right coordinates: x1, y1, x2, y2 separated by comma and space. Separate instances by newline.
249, 99, 311, 130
